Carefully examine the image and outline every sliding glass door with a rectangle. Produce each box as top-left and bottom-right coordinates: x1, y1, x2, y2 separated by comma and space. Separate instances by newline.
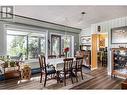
51, 34, 61, 56
62, 35, 72, 57
50, 34, 73, 57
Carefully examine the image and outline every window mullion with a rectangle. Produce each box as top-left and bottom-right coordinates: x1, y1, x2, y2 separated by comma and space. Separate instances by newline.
26, 35, 29, 59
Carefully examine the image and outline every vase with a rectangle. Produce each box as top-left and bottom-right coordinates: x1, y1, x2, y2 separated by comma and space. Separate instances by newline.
65, 52, 68, 58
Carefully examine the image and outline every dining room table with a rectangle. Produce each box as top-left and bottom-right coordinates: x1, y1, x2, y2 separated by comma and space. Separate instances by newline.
47, 57, 76, 82
47, 57, 76, 71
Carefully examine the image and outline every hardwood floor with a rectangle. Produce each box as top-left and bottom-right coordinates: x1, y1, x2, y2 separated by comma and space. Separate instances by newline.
0, 67, 124, 89
72, 67, 123, 89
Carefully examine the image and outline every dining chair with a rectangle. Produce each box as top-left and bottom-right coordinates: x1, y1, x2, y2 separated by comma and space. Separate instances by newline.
102, 51, 107, 67
74, 57, 84, 82
48, 55, 56, 59
59, 54, 65, 58
62, 58, 74, 86
38, 55, 56, 87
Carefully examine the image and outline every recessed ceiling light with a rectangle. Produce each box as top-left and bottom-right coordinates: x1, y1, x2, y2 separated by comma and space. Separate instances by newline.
81, 12, 86, 14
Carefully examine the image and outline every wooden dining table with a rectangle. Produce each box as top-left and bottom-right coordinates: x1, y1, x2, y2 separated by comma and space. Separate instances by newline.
47, 58, 64, 71
47, 57, 76, 82
47, 57, 76, 71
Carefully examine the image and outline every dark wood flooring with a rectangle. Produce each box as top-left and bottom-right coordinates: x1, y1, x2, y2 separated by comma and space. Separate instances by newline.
0, 67, 124, 89
72, 67, 123, 89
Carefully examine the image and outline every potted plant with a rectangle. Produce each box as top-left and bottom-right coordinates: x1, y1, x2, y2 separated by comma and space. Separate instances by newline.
10, 61, 16, 67
64, 47, 69, 57
3, 61, 9, 68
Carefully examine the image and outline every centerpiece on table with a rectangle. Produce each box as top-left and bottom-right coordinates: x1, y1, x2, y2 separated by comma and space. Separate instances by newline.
64, 47, 69, 58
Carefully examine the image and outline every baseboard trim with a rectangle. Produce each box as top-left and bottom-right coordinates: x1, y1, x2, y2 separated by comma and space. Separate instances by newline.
91, 67, 97, 70
82, 65, 91, 69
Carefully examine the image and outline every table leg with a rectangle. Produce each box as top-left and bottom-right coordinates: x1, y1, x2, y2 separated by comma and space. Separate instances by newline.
56, 71, 60, 83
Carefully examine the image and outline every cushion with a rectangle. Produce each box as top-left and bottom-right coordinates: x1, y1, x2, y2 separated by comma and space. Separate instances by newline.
46, 66, 56, 74
41, 65, 56, 74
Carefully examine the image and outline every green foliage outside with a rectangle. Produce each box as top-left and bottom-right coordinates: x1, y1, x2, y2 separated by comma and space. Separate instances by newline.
8, 36, 27, 56
8, 36, 45, 59
28, 38, 39, 59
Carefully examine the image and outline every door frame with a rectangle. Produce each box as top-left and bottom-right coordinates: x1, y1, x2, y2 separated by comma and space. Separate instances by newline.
91, 33, 108, 70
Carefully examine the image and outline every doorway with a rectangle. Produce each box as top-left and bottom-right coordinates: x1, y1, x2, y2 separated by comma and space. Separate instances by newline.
91, 33, 108, 70
97, 33, 108, 68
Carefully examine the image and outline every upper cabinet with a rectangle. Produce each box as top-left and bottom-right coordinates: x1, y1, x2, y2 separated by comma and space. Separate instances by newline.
80, 36, 91, 45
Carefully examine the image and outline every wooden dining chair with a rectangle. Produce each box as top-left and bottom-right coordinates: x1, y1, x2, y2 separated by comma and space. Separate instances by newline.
48, 55, 56, 59
74, 57, 84, 82
38, 55, 56, 87
59, 54, 65, 58
62, 58, 74, 86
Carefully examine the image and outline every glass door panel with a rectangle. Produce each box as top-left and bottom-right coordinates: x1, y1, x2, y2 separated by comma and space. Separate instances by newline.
61, 35, 72, 57
51, 35, 61, 56
40, 37, 46, 56
7, 35, 27, 59
28, 37, 39, 59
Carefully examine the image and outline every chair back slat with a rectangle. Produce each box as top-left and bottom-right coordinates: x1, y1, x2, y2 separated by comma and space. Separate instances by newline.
59, 54, 65, 58
48, 55, 56, 59
76, 57, 83, 69
63, 58, 73, 71
38, 55, 46, 72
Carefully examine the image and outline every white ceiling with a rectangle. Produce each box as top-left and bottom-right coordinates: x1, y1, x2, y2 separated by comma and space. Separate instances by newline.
14, 6, 127, 29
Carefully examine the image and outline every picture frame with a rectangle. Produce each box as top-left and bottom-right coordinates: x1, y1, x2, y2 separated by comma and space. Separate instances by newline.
80, 36, 91, 45
111, 26, 127, 44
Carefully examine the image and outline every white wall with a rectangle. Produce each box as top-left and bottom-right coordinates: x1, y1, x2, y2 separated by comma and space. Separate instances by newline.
0, 22, 6, 55
81, 16, 127, 37
79, 27, 91, 45
81, 16, 127, 75
80, 27, 91, 36
0, 14, 81, 56
91, 16, 127, 75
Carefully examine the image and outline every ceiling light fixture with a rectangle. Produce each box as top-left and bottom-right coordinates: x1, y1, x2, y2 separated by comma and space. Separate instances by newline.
81, 12, 86, 15
78, 11, 86, 24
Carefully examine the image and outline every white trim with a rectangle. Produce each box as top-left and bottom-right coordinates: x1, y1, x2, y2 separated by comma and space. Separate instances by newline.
91, 67, 97, 71
95, 32, 108, 35
113, 76, 126, 79
72, 36, 74, 57
108, 71, 111, 76
45, 30, 48, 64
4, 24, 47, 33
49, 33, 63, 55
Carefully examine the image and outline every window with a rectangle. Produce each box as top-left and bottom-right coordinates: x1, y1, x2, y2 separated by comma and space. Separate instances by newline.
7, 29, 46, 60
50, 34, 73, 57
28, 37, 39, 59
62, 35, 72, 57
51, 35, 61, 56
7, 35, 27, 57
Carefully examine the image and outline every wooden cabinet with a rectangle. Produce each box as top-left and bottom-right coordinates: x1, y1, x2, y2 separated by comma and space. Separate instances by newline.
3, 62, 20, 79
80, 36, 91, 68
121, 80, 127, 89
111, 48, 127, 78
81, 50, 91, 68
4, 69, 20, 79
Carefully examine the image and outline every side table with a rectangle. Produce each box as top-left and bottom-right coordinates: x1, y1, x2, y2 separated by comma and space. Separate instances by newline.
21, 64, 31, 80
121, 79, 127, 89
